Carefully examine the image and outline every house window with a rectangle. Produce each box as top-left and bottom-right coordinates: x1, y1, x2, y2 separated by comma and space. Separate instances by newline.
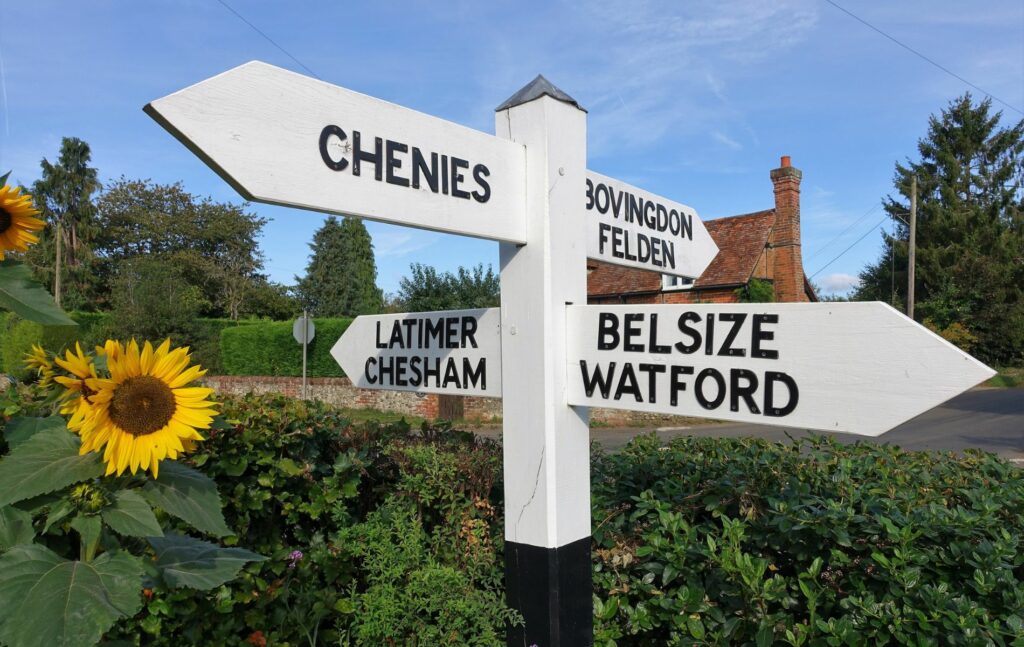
662, 274, 695, 291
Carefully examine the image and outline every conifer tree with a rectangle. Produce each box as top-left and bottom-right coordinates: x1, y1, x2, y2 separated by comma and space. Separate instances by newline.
854, 94, 1024, 364
296, 216, 383, 316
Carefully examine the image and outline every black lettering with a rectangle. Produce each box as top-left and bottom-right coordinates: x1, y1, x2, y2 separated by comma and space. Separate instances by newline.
663, 241, 675, 270
705, 314, 715, 355
445, 317, 459, 348
352, 131, 383, 180
412, 149, 438, 192
752, 314, 779, 359
598, 313, 620, 350
471, 164, 491, 203
464, 358, 486, 390
595, 183, 610, 214
424, 357, 441, 386
409, 356, 422, 386
681, 211, 693, 240
385, 140, 409, 187
580, 360, 615, 398
656, 204, 668, 232
718, 313, 747, 357
670, 365, 694, 406
450, 157, 471, 199
585, 178, 595, 210
443, 358, 461, 389
610, 186, 624, 218
765, 372, 799, 417
395, 355, 408, 387
614, 363, 642, 402
637, 233, 651, 263
730, 368, 760, 414
695, 368, 725, 410
674, 312, 702, 353
668, 209, 680, 236
365, 357, 377, 384
441, 154, 449, 194
637, 363, 665, 404
377, 356, 394, 384
388, 321, 404, 348
319, 125, 349, 171
375, 321, 386, 349
643, 199, 656, 228
425, 318, 445, 348
624, 313, 644, 352
598, 222, 611, 254
402, 319, 416, 348
461, 316, 478, 348
648, 314, 671, 353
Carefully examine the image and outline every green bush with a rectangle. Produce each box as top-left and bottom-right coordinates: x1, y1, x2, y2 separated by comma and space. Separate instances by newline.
98, 394, 514, 645
8, 391, 1014, 645
0, 311, 106, 378
591, 434, 1024, 645
220, 318, 353, 377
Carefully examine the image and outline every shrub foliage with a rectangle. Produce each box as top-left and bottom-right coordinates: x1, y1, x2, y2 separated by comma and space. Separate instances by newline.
220, 318, 353, 378
7, 393, 1013, 645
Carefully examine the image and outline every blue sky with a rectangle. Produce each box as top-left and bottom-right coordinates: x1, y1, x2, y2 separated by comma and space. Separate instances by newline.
2, 1, 1022, 297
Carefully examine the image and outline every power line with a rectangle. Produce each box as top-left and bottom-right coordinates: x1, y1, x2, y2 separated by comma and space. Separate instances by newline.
213, 0, 321, 80
809, 216, 888, 279
823, 0, 1023, 116
806, 203, 878, 261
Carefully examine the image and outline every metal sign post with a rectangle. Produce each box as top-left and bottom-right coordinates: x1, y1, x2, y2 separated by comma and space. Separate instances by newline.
292, 312, 315, 399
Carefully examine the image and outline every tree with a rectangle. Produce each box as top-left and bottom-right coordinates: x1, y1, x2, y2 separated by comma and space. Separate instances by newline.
93, 179, 269, 319
396, 263, 500, 311
295, 216, 383, 316
104, 255, 206, 343
25, 137, 101, 309
854, 94, 1024, 364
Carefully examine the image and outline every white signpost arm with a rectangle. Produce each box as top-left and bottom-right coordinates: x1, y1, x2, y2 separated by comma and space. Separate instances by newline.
496, 77, 592, 646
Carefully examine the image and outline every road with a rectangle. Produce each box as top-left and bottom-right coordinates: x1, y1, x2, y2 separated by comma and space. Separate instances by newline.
474, 388, 1024, 459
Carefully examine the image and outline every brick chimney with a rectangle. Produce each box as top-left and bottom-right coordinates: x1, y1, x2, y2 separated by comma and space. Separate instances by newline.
769, 155, 808, 302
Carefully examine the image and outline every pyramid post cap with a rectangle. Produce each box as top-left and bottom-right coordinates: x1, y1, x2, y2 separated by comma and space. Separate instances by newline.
495, 75, 586, 112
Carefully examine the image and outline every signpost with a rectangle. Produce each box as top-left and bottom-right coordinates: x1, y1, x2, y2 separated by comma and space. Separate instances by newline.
567, 302, 995, 436
585, 171, 718, 278
148, 64, 996, 647
292, 312, 315, 400
331, 308, 501, 398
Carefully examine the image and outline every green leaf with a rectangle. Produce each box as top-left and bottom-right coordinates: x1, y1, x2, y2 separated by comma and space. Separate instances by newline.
70, 514, 102, 549
0, 505, 35, 550
148, 533, 265, 590
0, 260, 77, 326
277, 457, 305, 476
3, 417, 66, 450
102, 490, 164, 538
0, 545, 143, 647
141, 461, 232, 537
756, 625, 775, 647
0, 426, 103, 507
687, 616, 706, 640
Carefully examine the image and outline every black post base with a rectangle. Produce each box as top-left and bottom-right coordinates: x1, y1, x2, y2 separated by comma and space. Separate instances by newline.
505, 536, 593, 647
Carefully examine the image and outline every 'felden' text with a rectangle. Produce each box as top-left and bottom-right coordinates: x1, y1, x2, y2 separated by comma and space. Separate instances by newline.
319, 124, 491, 203
586, 178, 694, 271
364, 314, 487, 391
579, 311, 800, 418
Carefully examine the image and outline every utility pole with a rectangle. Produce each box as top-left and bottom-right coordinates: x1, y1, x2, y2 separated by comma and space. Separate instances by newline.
907, 175, 917, 319
53, 218, 62, 308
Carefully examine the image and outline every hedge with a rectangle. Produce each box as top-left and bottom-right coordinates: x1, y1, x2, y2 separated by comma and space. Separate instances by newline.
220, 318, 353, 377
0, 312, 264, 378
0, 311, 107, 379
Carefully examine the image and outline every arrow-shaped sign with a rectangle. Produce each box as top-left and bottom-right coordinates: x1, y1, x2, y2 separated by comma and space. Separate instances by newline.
145, 61, 528, 244
566, 302, 995, 436
331, 308, 501, 398
585, 171, 718, 279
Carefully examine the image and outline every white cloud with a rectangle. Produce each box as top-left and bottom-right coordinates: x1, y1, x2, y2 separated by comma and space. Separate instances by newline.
372, 230, 439, 258
711, 131, 743, 150
819, 273, 860, 294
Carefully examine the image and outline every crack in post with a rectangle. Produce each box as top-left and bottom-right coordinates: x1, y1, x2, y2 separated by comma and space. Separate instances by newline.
514, 446, 545, 537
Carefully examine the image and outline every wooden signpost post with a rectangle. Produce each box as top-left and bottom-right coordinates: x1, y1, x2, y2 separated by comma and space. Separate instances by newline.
148, 62, 995, 647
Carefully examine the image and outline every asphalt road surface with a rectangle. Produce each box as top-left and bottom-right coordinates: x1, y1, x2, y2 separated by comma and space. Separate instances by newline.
589, 388, 1024, 458
474, 388, 1023, 459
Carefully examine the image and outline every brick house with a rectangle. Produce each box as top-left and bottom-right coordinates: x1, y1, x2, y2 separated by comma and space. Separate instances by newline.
587, 156, 817, 304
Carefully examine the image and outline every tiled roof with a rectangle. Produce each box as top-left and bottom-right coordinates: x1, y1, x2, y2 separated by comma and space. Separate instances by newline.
693, 209, 775, 288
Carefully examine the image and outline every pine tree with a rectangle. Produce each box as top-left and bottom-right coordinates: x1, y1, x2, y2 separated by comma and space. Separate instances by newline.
296, 216, 383, 316
854, 94, 1024, 364
25, 138, 101, 309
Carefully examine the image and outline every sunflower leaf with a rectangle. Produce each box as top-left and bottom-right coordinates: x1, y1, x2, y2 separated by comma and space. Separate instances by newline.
0, 545, 143, 647
148, 533, 265, 590
0, 505, 35, 551
0, 260, 77, 326
0, 426, 104, 507
3, 416, 67, 450
141, 461, 232, 537
102, 490, 163, 538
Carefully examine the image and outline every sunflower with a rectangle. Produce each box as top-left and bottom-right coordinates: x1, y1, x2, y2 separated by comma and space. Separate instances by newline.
23, 344, 56, 388
53, 342, 99, 432
78, 339, 217, 478
0, 183, 44, 261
